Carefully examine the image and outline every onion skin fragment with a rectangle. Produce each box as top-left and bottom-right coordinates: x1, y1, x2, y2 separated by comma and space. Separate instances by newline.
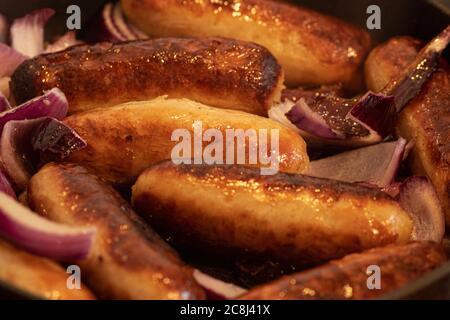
0, 117, 86, 191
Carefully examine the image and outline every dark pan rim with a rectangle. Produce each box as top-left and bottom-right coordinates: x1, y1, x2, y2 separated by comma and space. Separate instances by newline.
0, 279, 41, 300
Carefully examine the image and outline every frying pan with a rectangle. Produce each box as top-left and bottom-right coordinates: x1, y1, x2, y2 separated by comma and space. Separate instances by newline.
0, 0, 449, 300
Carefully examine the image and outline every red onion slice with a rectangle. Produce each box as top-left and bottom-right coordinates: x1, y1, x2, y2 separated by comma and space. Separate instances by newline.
84, 3, 125, 43
270, 87, 390, 147
44, 31, 81, 53
128, 22, 149, 40
0, 13, 8, 43
112, 2, 146, 40
0, 117, 86, 191
382, 182, 402, 198
397, 177, 445, 242
105, 2, 128, 41
193, 270, 247, 300
307, 138, 407, 188
0, 77, 9, 98
0, 192, 96, 261
0, 169, 15, 198
0, 43, 26, 77
0, 88, 68, 134
285, 98, 343, 140
0, 91, 10, 112
10, 8, 55, 57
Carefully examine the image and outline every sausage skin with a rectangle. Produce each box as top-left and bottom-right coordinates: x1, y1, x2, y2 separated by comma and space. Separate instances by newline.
132, 162, 413, 268
0, 239, 95, 300
365, 37, 450, 226
240, 242, 447, 300
64, 97, 309, 186
121, 0, 371, 89
27, 163, 205, 300
11, 37, 284, 115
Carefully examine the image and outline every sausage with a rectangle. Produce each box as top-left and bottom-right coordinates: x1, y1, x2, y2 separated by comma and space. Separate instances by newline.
365, 37, 450, 226
0, 238, 95, 300
27, 163, 205, 300
120, 0, 371, 89
10, 37, 284, 115
63, 97, 309, 186
131, 162, 413, 269
240, 241, 447, 300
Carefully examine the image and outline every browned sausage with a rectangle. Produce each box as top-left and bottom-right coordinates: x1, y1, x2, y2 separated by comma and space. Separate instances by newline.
132, 162, 413, 269
0, 238, 95, 300
11, 37, 283, 115
240, 242, 447, 300
27, 163, 205, 300
121, 0, 371, 89
365, 36, 450, 226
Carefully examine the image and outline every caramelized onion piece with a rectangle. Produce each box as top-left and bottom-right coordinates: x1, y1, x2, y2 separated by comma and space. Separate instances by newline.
0, 192, 95, 261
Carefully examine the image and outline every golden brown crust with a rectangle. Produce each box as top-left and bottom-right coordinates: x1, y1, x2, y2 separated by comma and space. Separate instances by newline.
132, 162, 413, 269
64, 97, 309, 186
0, 239, 95, 300
365, 36, 450, 226
365, 36, 423, 92
11, 37, 284, 115
240, 242, 447, 300
121, 0, 371, 89
27, 163, 205, 300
